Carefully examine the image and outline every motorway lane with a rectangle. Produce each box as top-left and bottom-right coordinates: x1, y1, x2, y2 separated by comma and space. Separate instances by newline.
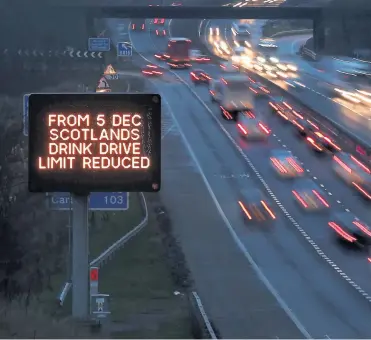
119, 18, 371, 338
211, 20, 371, 146
118, 18, 311, 338
157, 70, 371, 338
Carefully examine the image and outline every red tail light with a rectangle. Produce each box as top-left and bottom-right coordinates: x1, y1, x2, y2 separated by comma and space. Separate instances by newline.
270, 157, 288, 173
269, 102, 277, 110
312, 190, 329, 207
307, 119, 319, 130
292, 190, 308, 208
261, 201, 276, 219
334, 156, 352, 173
351, 155, 370, 173
352, 182, 371, 199
292, 120, 304, 130
353, 221, 371, 237
283, 101, 292, 110
277, 110, 288, 120
258, 122, 270, 134
287, 157, 304, 173
328, 222, 357, 242
132, 24, 135, 29
249, 86, 258, 94
238, 201, 252, 220
238, 124, 248, 135
142, 24, 145, 29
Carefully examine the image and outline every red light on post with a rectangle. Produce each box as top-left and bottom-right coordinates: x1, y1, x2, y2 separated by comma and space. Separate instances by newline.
90, 267, 99, 282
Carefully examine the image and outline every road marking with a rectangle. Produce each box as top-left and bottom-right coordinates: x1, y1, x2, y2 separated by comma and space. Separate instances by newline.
168, 71, 371, 305
128, 22, 311, 338
156, 80, 312, 339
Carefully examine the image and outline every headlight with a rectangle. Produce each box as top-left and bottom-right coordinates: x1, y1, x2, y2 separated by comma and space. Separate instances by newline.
287, 64, 298, 72
270, 57, 279, 63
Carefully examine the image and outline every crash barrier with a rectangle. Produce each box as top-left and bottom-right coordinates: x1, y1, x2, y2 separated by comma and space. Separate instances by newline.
242, 66, 371, 163
301, 47, 317, 60
57, 192, 148, 306
149, 196, 219, 340
189, 291, 218, 339
269, 28, 313, 38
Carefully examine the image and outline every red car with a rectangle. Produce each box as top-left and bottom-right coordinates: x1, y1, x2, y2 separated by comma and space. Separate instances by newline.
142, 64, 163, 77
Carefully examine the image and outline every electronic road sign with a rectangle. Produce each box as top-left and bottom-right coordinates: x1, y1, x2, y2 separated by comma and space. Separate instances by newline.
28, 93, 161, 193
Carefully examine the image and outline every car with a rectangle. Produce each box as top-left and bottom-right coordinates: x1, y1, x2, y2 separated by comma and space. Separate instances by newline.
154, 28, 166, 37
190, 69, 211, 85
209, 79, 221, 102
248, 81, 270, 96
238, 188, 276, 224
171, 1, 182, 5
141, 64, 163, 76
291, 116, 320, 137
270, 149, 304, 178
306, 130, 341, 154
268, 97, 302, 122
153, 18, 165, 25
131, 21, 146, 31
220, 61, 239, 72
292, 178, 330, 211
328, 211, 371, 247
153, 18, 165, 26
333, 152, 371, 200
209, 26, 220, 36
154, 53, 169, 61
236, 111, 270, 140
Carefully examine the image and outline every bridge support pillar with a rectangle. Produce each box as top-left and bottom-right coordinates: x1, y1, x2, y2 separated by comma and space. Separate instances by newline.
313, 15, 325, 54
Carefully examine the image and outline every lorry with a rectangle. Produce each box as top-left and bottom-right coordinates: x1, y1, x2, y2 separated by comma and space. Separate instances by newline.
166, 37, 192, 69
211, 74, 254, 121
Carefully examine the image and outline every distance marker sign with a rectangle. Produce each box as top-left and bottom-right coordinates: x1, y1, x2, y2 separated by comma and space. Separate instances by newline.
28, 93, 161, 193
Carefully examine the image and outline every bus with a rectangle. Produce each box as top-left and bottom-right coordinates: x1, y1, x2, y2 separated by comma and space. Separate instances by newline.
166, 38, 192, 69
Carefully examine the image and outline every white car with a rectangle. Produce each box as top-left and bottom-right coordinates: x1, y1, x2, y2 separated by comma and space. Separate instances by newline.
237, 111, 270, 140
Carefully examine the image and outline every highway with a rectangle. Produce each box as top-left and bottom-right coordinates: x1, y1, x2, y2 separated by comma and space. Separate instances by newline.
103, 17, 371, 338
205, 19, 371, 146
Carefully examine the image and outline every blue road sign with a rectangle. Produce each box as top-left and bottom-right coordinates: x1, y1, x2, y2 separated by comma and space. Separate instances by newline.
88, 38, 111, 52
117, 42, 133, 57
47, 192, 129, 211
23, 94, 29, 136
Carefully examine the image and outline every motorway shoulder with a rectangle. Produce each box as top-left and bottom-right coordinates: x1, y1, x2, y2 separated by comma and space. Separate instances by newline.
156, 81, 307, 339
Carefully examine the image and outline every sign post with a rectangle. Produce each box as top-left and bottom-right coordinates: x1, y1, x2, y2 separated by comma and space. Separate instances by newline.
23, 94, 30, 136
90, 266, 99, 295
27, 93, 161, 319
72, 194, 89, 318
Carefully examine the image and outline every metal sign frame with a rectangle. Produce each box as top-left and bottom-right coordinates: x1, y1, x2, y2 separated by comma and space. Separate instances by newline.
90, 293, 111, 318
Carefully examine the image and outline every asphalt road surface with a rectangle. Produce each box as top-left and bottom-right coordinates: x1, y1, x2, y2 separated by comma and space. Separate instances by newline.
206, 19, 371, 147
105, 17, 371, 338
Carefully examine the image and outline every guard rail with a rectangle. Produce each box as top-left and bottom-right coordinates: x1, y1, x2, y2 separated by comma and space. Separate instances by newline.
243, 68, 371, 159
301, 47, 317, 60
57, 192, 148, 306
269, 28, 313, 38
200, 30, 370, 162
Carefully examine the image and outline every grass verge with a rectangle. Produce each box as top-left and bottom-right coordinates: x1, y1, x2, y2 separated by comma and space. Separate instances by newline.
97, 193, 193, 339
